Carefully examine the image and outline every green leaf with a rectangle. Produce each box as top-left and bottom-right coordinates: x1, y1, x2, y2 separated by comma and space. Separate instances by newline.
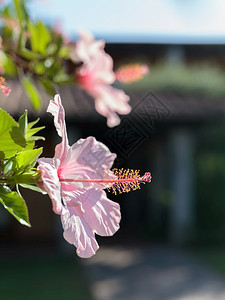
27, 22, 39, 53
33, 62, 45, 75
38, 78, 55, 96
25, 117, 45, 142
58, 46, 70, 59
3, 158, 14, 176
0, 152, 5, 159
0, 108, 18, 137
26, 126, 45, 138
1, 6, 11, 18
0, 185, 30, 227
15, 170, 41, 185
28, 21, 51, 55
14, 148, 43, 171
18, 31, 41, 60
14, 0, 26, 25
26, 135, 45, 142
46, 43, 58, 56
37, 21, 51, 54
22, 76, 42, 111
0, 109, 26, 158
24, 125, 45, 150
0, 126, 26, 158
53, 74, 74, 84
1, 53, 17, 77
26, 126, 45, 140
18, 111, 45, 147
27, 118, 40, 130
19, 183, 43, 193
21, 48, 41, 60
10, 126, 26, 147
23, 140, 35, 151
18, 110, 28, 136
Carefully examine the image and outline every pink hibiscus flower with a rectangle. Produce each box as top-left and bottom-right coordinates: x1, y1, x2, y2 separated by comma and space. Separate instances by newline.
37, 95, 151, 258
72, 30, 131, 127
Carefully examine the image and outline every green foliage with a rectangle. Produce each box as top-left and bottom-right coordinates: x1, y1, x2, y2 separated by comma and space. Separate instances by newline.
0, 185, 30, 227
19, 183, 42, 193
0, 108, 26, 158
14, 148, 42, 171
0, 0, 83, 234
0, 53, 17, 76
14, 0, 29, 26
25, 114, 45, 141
38, 77, 55, 96
18, 108, 27, 135
0, 0, 74, 110
0, 108, 45, 226
28, 21, 51, 55
22, 76, 42, 111
0, 108, 44, 158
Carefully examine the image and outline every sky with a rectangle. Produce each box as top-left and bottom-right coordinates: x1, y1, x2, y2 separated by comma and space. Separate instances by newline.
26, 0, 225, 44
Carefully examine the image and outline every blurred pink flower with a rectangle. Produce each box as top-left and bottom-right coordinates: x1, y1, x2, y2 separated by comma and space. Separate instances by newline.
115, 63, 149, 84
72, 30, 131, 127
0, 76, 11, 96
37, 95, 121, 258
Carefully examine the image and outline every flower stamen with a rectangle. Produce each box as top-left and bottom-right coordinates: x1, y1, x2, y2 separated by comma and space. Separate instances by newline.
59, 169, 151, 195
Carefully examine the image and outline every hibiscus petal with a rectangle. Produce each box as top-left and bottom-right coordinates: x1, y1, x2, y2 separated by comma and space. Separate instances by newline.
58, 136, 117, 190
95, 98, 121, 127
72, 29, 105, 63
73, 29, 131, 127
37, 157, 63, 214
94, 85, 131, 127
81, 189, 121, 236
93, 52, 115, 85
47, 94, 69, 161
61, 205, 99, 258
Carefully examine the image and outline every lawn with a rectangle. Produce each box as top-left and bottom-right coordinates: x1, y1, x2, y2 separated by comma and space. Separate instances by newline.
0, 251, 93, 300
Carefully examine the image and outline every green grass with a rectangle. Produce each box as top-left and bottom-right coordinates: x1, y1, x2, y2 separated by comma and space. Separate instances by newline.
0, 253, 93, 300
